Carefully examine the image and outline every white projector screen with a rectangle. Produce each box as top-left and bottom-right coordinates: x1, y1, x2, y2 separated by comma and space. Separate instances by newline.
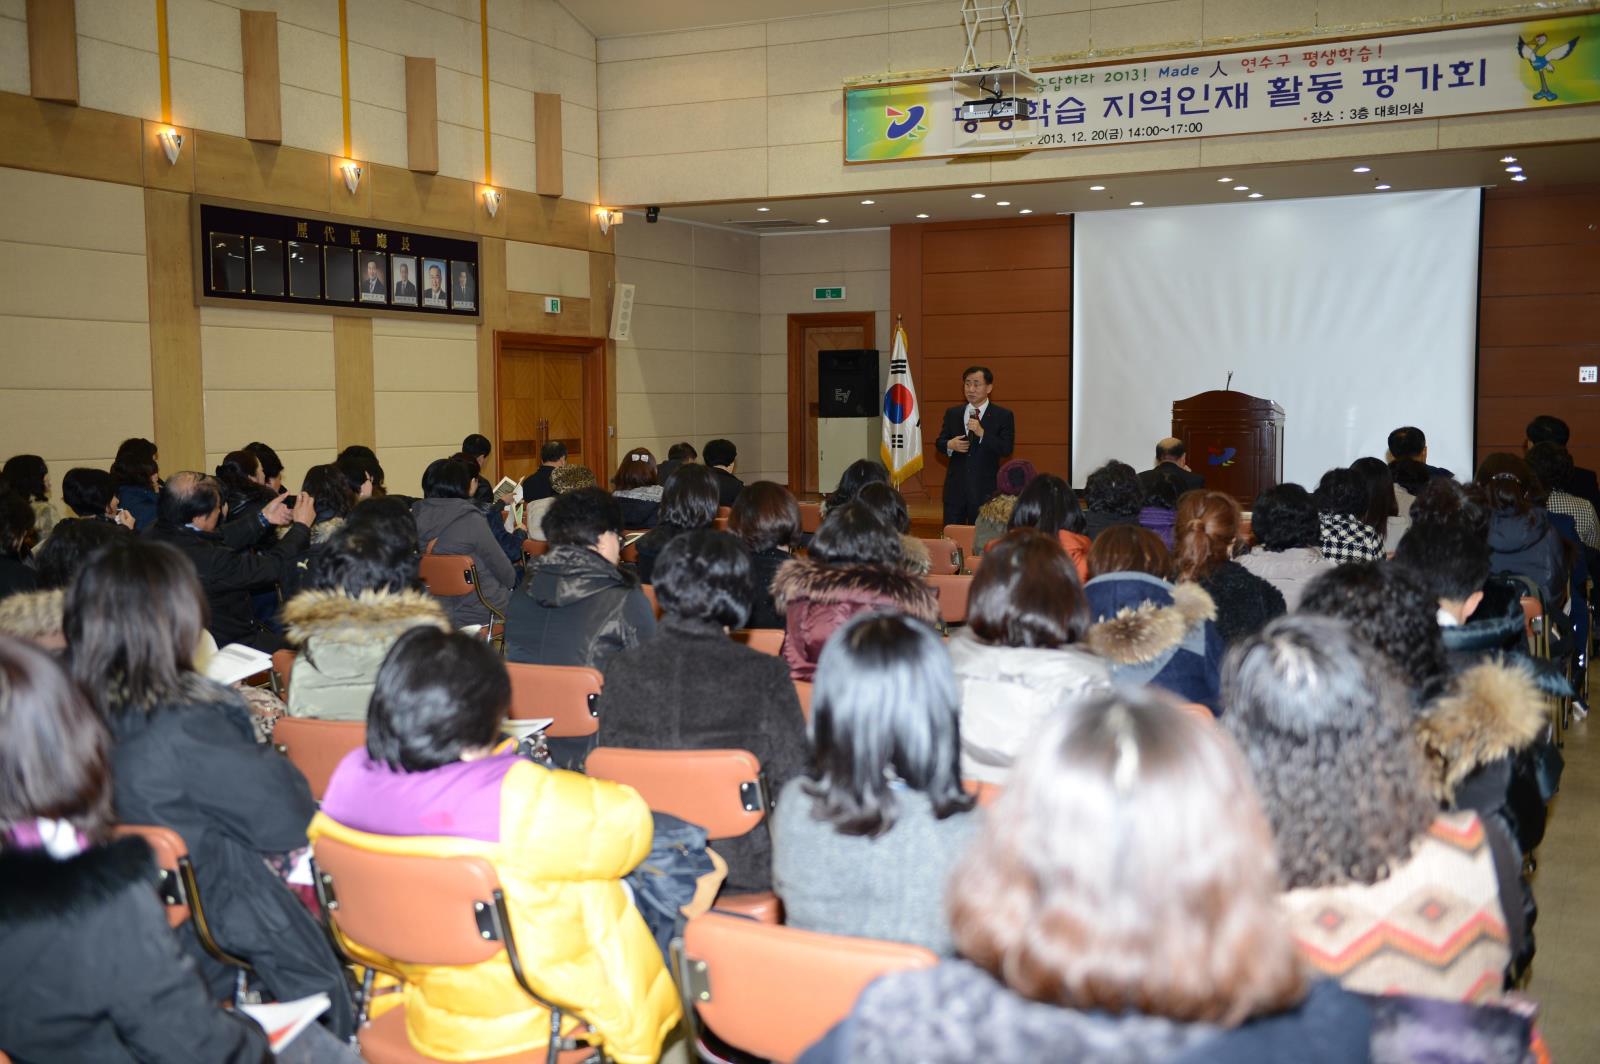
1071, 188, 1480, 489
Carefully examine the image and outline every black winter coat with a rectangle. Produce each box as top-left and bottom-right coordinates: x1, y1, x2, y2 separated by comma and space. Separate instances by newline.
146, 519, 310, 647
632, 525, 691, 585
1197, 559, 1286, 646
598, 616, 808, 893
505, 545, 656, 670
105, 678, 354, 1038
1487, 510, 1567, 606
744, 546, 791, 630
0, 838, 272, 1063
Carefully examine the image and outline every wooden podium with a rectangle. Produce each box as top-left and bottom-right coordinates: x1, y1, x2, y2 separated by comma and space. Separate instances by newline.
1171, 391, 1284, 504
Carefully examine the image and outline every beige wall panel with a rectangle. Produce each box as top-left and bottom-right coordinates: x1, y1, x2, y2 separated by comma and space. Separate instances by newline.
0, 317, 151, 389
205, 0, 342, 36
759, 314, 787, 357
486, 0, 594, 59
1320, 0, 1447, 25
1202, 0, 1316, 39
758, 430, 788, 479
760, 268, 888, 315
617, 392, 699, 439
597, 23, 764, 64
561, 99, 597, 157
1438, 108, 1600, 150
691, 309, 760, 355
75, 0, 160, 50
349, 100, 409, 170
204, 388, 336, 454
374, 391, 479, 447
1089, 0, 1202, 51
693, 395, 763, 435
168, 0, 244, 67
622, 302, 694, 351
434, 65, 483, 130
766, 91, 837, 148
0, 166, 146, 253
766, 142, 983, 197
692, 226, 760, 274
279, 86, 344, 158
491, 133, 537, 193
1023, 12, 1093, 61
491, 79, 535, 140
199, 305, 332, 331
277, 21, 341, 92
599, 48, 765, 110
1196, 121, 1437, 167
600, 97, 766, 159
75, 38, 162, 121
0, 390, 153, 462
378, 444, 455, 498
505, 241, 591, 297
530, 42, 596, 109
505, 291, 593, 336
886, 26, 965, 76
368, 163, 477, 230
372, 315, 478, 342
563, 152, 598, 205
759, 353, 785, 392
615, 216, 694, 265
991, 136, 1201, 180
171, 58, 247, 138
759, 393, 786, 428
0, 15, 28, 96
616, 347, 696, 395
760, 229, 890, 275
0, 241, 149, 322
347, 0, 477, 76
768, 36, 890, 96
693, 350, 762, 394
370, 337, 477, 392
200, 323, 336, 392
347, 40, 408, 110
616, 256, 694, 308
603, 147, 766, 205
193, 132, 330, 211
694, 266, 761, 313
766, 7, 888, 46
433, 120, 486, 186
486, 30, 538, 91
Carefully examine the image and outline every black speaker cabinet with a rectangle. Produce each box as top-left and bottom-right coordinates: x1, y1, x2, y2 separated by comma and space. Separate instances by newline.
818, 348, 879, 418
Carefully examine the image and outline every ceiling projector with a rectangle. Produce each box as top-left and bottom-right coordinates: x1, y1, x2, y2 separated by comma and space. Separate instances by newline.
958, 97, 1028, 121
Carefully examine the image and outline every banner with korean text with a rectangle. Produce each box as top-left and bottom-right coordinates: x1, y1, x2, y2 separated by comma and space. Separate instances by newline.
844, 12, 1598, 163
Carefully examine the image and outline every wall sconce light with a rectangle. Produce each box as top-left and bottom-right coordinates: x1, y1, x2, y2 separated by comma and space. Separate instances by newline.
595, 208, 624, 235
339, 161, 363, 195
157, 128, 185, 165
482, 188, 503, 218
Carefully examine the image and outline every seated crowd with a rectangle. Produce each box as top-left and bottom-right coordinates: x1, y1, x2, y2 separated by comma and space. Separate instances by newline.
0, 415, 1592, 1062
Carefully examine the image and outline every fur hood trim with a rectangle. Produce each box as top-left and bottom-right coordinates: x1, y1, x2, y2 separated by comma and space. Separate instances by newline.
900, 534, 933, 577
0, 836, 156, 920
1085, 582, 1215, 665
283, 588, 450, 645
1416, 660, 1546, 801
771, 556, 940, 622
0, 587, 64, 638
976, 494, 1017, 526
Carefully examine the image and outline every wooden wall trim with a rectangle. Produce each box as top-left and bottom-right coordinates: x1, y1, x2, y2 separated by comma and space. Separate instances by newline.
240, 10, 283, 144
404, 57, 439, 175
332, 317, 376, 449
144, 188, 206, 472
25, 0, 78, 104
534, 92, 563, 199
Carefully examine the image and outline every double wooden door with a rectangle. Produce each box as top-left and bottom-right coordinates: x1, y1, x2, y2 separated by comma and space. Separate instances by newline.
496, 336, 600, 486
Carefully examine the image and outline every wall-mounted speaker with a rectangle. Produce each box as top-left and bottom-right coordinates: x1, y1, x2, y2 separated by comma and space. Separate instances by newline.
609, 282, 636, 342
818, 348, 879, 418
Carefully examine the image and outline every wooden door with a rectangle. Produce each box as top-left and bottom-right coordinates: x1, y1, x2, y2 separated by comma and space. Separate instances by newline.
495, 335, 605, 486
787, 312, 876, 496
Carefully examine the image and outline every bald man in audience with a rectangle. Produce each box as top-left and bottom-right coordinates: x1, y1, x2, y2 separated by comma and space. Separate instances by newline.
1138, 438, 1204, 497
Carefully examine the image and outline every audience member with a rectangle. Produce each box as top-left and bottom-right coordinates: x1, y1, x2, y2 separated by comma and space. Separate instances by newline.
855, 481, 929, 576
821, 458, 888, 517
1083, 525, 1223, 712
1, 454, 57, 541
214, 449, 276, 536
282, 500, 447, 721
1172, 490, 1285, 645
32, 518, 123, 590
1224, 616, 1516, 1002
1006, 472, 1089, 581
65, 538, 353, 1034
1082, 460, 1143, 540
1314, 467, 1384, 563
0, 486, 40, 601
1386, 425, 1452, 480
521, 440, 568, 504
805, 688, 1381, 1064
1390, 456, 1430, 536
411, 457, 514, 629
312, 628, 678, 1062
244, 440, 285, 492
505, 487, 655, 670
655, 441, 697, 485
1351, 455, 1407, 555
461, 432, 493, 486
0, 637, 287, 1063
452, 449, 528, 565
947, 529, 1109, 784
61, 467, 134, 528
109, 437, 161, 530
1236, 483, 1334, 610
632, 463, 720, 584
1525, 441, 1598, 550
772, 613, 978, 954
1475, 453, 1569, 607
612, 448, 663, 528
1526, 413, 1600, 514
728, 480, 801, 629
703, 438, 744, 507
772, 502, 938, 682
524, 461, 596, 543
147, 472, 311, 650
334, 446, 383, 502
1136, 436, 1205, 496
971, 458, 1036, 555
1136, 474, 1179, 549
599, 531, 805, 894
299, 462, 358, 544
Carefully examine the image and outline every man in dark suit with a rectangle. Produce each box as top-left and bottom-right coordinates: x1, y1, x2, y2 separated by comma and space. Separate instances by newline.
656, 441, 697, 486
454, 268, 476, 306
933, 365, 1015, 525
1137, 437, 1205, 498
361, 260, 385, 296
520, 440, 566, 502
1527, 414, 1600, 515
1386, 425, 1454, 480
393, 262, 417, 298
703, 438, 744, 506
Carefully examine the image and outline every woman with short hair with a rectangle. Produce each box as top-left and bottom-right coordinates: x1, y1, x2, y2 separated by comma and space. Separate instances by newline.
1314, 467, 1385, 563
728, 480, 802, 630
1475, 452, 1569, 608
299, 463, 358, 544
109, 437, 161, 531
1081, 460, 1142, 540
0, 485, 41, 601
411, 456, 515, 628
854, 481, 929, 576
313, 627, 679, 1062
631, 463, 720, 584
598, 530, 806, 894
1236, 483, 1335, 610
772, 502, 939, 682
821, 458, 888, 517
611, 448, 663, 529
1006, 473, 1090, 581
772, 612, 977, 953
1171, 490, 1285, 645
947, 529, 1109, 784
60, 467, 134, 528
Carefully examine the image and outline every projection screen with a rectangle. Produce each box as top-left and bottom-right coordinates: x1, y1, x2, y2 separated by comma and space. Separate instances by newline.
1071, 188, 1480, 488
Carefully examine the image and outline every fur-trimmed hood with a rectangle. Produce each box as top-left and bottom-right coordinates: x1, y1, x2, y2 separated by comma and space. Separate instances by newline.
1416, 660, 1547, 802
771, 556, 939, 622
0, 587, 64, 639
282, 588, 450, 646
976, 494, 1016, 527
0, 836, 156, 921
899, 534, 932, 577
1083, 575, 1216, 665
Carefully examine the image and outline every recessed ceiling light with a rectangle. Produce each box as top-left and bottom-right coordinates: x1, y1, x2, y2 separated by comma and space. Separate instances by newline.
859, 199, 875, 205
1373, 184, 1391, 191
1130, 200, 1145, 207
1089, 184, 1106, 191
1217, 177, 1233, 183
1505, 165, 1523, 173
1352, 165, 1371, 173
916, 212, 930, 218
755, 206, 770, 212
1018, 208, 1032, 214
996, 200, 1011, 206
1500, 155, 1517, 163
1233, 185, 1249, 191
1511, 174, 1528, 182
1248, 192, 1263, 199
816, 217, 830, 224
970, 192, 986, 199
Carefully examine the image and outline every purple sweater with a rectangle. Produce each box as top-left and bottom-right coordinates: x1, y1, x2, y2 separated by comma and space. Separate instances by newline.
320, 749, 520, 843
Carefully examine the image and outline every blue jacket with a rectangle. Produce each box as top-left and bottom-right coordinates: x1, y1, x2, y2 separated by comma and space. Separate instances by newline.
116, 484, 158, 531
1082, 571, 1224, 714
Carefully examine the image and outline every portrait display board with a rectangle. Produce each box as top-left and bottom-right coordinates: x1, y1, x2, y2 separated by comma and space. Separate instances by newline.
844, 12, 1598, 162
197, 201, 480, 319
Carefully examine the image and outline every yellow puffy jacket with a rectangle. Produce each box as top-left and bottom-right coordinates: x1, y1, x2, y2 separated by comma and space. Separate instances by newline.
308, 761, 680, 1063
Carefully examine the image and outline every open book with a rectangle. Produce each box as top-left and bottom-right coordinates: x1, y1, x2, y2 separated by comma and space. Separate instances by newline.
239, 993, 330, 1054
501, 717, 554, 742
202, 644, 274, 687
493, 476, 520, 502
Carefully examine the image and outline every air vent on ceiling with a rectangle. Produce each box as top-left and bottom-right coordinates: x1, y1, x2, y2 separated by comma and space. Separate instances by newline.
729, 218, 812, 230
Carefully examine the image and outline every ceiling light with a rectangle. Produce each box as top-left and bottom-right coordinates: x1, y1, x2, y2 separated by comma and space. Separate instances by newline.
755, 206, 770, 212
860, 199, 875, 205
816, 218, 830, 224
916, 212, 930, 219
1352, 165, 1371, 174
1130, 200, 1145, 207
1500, 155, 1517, 163
970, 192, 986, 199
1373, 184, 1391, 191
1505, 165, 1523, 173
996, 200, 1011, 206
1018, 208, 1032, 214
1233, 185, 1249, 191
1248, 192, 1263, 199
1089, 184, 1106, 191
1217, 176, 1233, 183
1511, 174, 1528, 182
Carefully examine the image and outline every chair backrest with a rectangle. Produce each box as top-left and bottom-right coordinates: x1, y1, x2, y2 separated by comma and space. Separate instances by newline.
621, 542, 640, 564
1177, 702, 1216, 723
112, 823, 191, 928
713, 506, 732, 531
793, 680, 813, 722
679, 912, 937, 1063
505, 661, 603, 738
269, 648, 296, 700
521, 538, 550, 559
798, 502, 823, 534
961, 779, 1002, 806
585, 747, 767, 840
942, 524, 976, 559
925, 574, 973, 625
417, 550, 478, 597
731, 628, 785, 656
918, 536, 962, 576
273, 717, 368, 800
640, 583, 661, 618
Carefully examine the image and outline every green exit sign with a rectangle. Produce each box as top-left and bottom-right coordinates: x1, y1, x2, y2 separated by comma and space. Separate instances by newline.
813, 286, 846, 301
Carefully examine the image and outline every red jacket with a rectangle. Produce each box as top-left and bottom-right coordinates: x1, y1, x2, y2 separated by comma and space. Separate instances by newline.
770, 558, 941, 681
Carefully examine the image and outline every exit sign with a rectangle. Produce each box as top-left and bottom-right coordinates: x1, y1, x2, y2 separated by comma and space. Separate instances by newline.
813, 286, 846, 301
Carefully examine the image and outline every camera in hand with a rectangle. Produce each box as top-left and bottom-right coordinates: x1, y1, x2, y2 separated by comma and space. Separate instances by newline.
279, 494, 298, 509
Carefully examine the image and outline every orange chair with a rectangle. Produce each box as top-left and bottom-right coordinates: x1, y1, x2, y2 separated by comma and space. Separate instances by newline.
113, 824, 252, 999
584, 747, 780, 923
925, 574, 973, 625
917, 536, 963, 576
961, 779, 1002, 806
505, 662, 602, 738
942, 524, 977, 561
311, 836, 599, 1063
793, 680, 813, 722
798, 502, 823, 534
621, 542, 640, 564
521, 539, 549, 559
1177, 702, 1216, 724
731, 628, 785, 656
640, 583, 662, 618
713, 506, 732, 531
418, 550, 505, 645
269, 648, 296, 701
273, 716, 368, 800
675, 912, 937, 1064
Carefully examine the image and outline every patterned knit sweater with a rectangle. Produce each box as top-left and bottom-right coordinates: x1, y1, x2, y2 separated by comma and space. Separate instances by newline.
1283, 811, 1510, 1003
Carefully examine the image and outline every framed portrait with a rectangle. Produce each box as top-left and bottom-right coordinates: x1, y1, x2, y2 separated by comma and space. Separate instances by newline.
323, 246, 355, 302
358, 251, 388, 304
450, 261, 477, 311
209, 233, 248, 294
250, 238, 285, 297
389, 254, 419, 306
420, 258, 449, 308
288, 241, 321, 300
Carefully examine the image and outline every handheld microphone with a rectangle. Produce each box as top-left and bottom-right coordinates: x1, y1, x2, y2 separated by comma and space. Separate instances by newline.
1225, 370, 1234, 391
